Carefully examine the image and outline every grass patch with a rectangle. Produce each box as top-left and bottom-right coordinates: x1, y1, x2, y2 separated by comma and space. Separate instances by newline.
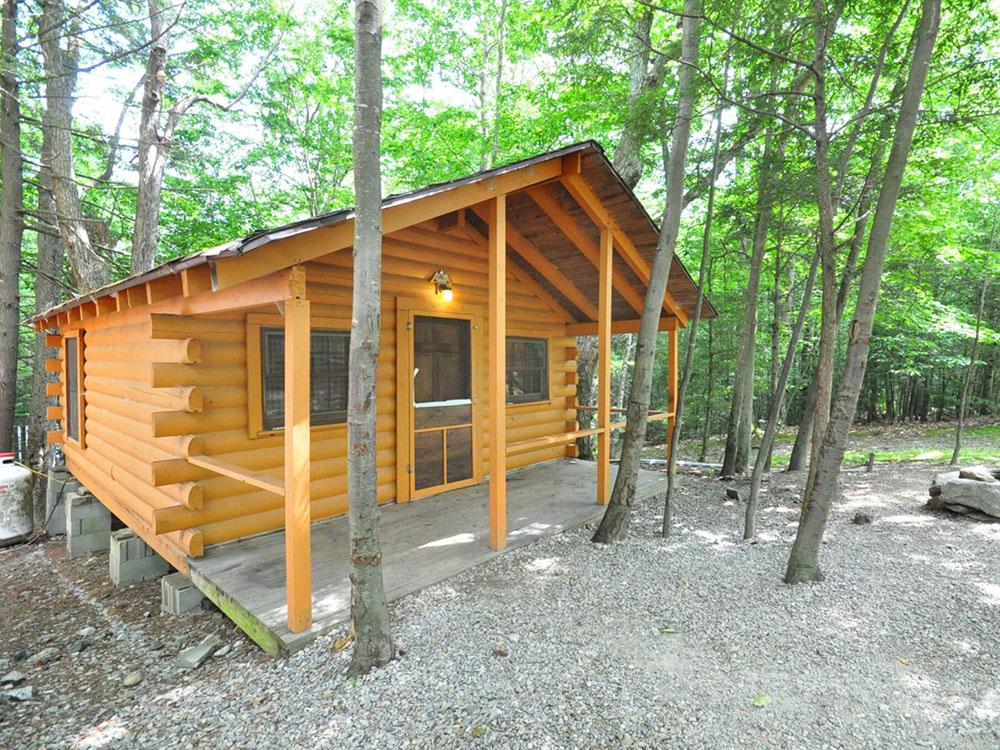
769, 446, 999, 470
923, 424, 1000, 439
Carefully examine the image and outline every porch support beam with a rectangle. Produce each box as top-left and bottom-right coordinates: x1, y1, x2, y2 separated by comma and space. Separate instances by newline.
666, 327, 679, 461
488, 196, 508, 550
596, 225, 612, 505
284, 265, 312, 633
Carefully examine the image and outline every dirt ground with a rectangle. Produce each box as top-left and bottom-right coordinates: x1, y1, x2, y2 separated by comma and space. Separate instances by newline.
0, 424, 997, 748
0, 541, 255, 745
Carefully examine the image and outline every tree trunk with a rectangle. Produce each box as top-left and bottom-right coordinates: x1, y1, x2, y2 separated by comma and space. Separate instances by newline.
612, 9, 669, 191
662, 77, 726, 534
592, 0, 701, 543
38, 0, 107, 292
0, 0, 24, 452
721, 76, 796, 476
785, 0, 940, 584
745, 248, 820, 538
575, 335, 597, 459
27, 106, 66, 522
952, 273, 990, 465
347, 0, 394, 676
790, 3, 909, 473
131, 0, 170, 274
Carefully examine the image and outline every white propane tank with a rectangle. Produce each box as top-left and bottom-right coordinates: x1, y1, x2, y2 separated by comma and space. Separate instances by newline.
0, 453, 33, 546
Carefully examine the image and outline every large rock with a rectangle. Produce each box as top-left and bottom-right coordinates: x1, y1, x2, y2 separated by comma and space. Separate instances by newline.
958, 465, 1000, 483
928, 470, 1000, 521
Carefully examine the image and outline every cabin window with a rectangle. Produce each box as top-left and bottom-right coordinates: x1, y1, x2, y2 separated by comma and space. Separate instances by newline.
260, 327, 350, 431
64, 332, 85, 444
506, 337, 549, 404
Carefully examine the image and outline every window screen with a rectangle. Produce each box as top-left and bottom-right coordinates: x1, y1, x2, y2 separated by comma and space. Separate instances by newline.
261, 327, 350, 430
66, 337, 80, 441
506, 337, 548, 404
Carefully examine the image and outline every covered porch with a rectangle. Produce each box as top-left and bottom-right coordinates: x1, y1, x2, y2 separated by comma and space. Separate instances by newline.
187, 459, 670, 655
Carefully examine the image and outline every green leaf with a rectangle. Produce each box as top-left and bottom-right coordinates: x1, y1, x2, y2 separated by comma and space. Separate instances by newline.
752, 694, 771, 708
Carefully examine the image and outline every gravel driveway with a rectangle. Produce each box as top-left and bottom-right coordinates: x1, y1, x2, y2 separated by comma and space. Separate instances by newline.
3, 462, 998, 749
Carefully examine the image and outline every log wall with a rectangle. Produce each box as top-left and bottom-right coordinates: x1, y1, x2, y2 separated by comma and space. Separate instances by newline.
51, 221, 577, 569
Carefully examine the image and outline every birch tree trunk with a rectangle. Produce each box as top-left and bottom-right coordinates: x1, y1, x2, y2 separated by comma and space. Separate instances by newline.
785, 0, 941, 584
951, 273, 990, 465
38, 0, 107, 292
0, 0, 24, 452
592, 0, 701, 544
347, 0, 394, 676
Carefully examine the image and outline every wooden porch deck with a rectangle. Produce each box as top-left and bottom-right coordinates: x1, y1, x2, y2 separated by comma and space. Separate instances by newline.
187, 459, 669, 655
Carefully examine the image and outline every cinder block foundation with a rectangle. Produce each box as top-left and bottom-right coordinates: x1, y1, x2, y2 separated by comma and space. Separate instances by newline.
110, 528, 169, 586
65, 491, 111, 559
161, 572, 205, 615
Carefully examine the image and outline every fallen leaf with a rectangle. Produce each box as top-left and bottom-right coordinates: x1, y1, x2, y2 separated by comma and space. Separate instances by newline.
659, 626, 680, 634
472, 725, 488, 738
752, 694, 771, 708
899, 658, 911, 665
333, 634, 354, 652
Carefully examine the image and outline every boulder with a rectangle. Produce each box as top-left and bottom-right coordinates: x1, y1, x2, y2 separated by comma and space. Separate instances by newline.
928, 470, 1000, 521
958, 465, 1000, 483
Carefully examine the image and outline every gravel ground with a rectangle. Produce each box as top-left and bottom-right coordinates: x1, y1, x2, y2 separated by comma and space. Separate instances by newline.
2, 462, 998, 749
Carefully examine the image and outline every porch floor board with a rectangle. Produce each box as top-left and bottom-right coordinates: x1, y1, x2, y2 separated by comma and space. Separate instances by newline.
187, 459, 669, 655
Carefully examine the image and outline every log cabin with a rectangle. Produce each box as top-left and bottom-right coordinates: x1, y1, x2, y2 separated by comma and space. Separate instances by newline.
31, 141, 715, 651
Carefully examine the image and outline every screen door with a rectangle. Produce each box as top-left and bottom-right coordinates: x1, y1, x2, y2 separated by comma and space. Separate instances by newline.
411, 314, 476, 495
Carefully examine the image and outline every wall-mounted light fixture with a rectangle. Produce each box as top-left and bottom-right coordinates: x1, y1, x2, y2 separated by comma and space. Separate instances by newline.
430, 269, 454, 302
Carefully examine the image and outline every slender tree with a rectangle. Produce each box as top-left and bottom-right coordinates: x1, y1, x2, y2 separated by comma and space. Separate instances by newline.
0, 0, 23, 451
347, 0, 394, 675
593, 0, 702, 543
38, 0, 108, 292
785, 0, 941, 584
951, 272, 990, 465
662, 51, 729, 534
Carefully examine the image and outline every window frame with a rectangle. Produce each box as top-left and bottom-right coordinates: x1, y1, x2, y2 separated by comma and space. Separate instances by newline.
505, 335, 550, 406
63, 329, 86, 447
246, 312, 352, 438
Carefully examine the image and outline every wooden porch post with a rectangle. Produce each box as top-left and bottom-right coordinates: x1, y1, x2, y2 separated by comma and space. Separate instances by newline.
666, 326, 679, 461
488, 196, 508, 550
596, 225, 612, 504
284, 265, 312, 632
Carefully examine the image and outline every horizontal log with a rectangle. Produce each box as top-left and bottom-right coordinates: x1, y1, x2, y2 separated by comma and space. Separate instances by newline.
47, 430, 62, 445
45, 333, 61, 347
46, 382, 62, 396
150, 313, 245, 341
85, 338, 201, 364
151, 363, 246, 388
152, 407, 247, 438
85, 376, 203, 412
45, 359, 62, 372
46, 406, 62, 420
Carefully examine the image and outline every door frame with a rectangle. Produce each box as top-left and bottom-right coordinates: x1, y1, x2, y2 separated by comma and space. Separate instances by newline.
395, 296, 485, 503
